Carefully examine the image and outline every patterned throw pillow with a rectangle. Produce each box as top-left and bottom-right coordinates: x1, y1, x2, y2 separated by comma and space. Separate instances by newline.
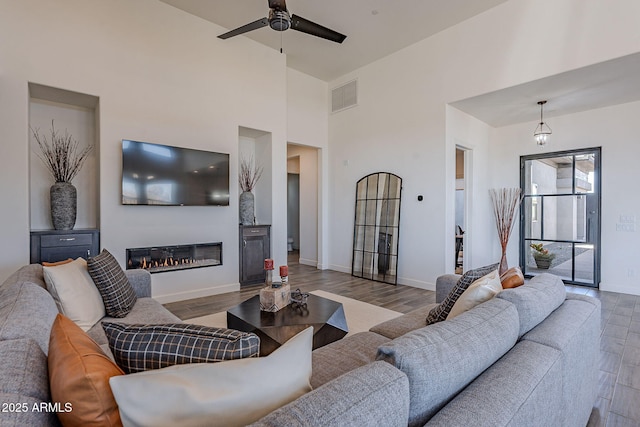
102, 322, 261, 374
87, 249, 137, 318
426, 263, 499, 325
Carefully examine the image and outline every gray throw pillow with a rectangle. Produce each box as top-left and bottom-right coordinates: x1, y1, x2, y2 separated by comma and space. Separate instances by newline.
426, 263, 499, 324
102, 322, 261, 374
87, 249, 137, 318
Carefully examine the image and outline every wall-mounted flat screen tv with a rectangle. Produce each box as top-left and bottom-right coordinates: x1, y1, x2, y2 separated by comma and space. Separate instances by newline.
121, 140, 230, 206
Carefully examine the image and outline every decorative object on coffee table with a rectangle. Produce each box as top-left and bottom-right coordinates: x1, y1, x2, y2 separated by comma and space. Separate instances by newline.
290, 288, 309, 311
530, 243, 556, 269
279, 265, 289, 284
489, 187, 523, 275
31, 120, 93, 230
260, 282, 291, 312
238, 154, 263, 225
264, 258, 274, 286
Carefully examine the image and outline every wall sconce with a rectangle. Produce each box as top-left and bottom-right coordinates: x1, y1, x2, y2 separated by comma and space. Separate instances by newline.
533, 100, 552, 146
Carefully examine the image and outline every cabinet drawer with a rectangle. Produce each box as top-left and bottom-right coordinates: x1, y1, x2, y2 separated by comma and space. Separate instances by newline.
41, 233, 94, 247
242, 227, 268, 237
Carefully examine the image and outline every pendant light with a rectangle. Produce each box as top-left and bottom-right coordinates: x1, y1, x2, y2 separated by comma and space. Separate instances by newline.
533, 100, 552, 146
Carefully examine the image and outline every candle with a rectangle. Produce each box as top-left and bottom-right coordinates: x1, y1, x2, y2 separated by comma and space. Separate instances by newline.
264, 259, 274, 270
279, 265, 288, 277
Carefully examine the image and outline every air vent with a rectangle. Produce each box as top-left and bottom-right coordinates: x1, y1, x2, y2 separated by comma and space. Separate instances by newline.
331, 80, 357, 113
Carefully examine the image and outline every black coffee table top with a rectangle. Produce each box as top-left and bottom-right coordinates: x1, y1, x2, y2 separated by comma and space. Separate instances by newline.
227, 294, 348, 356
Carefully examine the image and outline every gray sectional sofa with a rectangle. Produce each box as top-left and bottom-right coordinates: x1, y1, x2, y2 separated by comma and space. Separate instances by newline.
1, 264, 599, 426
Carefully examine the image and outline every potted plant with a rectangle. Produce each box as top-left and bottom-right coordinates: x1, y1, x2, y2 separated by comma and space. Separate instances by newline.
31, 120, 93, 230
238, 155, 263, 226
530, 243, 556, 269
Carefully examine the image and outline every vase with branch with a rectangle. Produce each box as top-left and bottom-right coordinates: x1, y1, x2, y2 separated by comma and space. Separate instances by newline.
31, 120, 93, 230
489, 188, 523, 275
238, 155, 263, 225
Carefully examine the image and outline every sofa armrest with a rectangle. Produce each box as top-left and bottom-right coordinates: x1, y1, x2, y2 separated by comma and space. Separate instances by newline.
435, 274, 460, 303
125, 269, 152, 298
251, 361, 410, 427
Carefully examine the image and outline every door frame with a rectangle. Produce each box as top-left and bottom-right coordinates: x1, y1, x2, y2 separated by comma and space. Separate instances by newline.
519, 147, 602, 287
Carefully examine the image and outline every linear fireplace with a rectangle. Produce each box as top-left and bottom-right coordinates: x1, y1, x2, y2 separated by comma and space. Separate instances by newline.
126, 242, 222, 274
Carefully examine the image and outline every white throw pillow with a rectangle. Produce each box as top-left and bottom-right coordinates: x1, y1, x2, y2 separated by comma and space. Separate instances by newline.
446, 269, 502, 319
110, 326, 313, 427
43, 257, 106, 331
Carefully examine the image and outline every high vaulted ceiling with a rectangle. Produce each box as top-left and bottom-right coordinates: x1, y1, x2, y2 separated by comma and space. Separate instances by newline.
159, 0, 508, 82
159, 1, 640, 128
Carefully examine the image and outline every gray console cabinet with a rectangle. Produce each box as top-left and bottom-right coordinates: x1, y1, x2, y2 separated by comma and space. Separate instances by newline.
30, 229, 100, 264
239, 225, 270, 286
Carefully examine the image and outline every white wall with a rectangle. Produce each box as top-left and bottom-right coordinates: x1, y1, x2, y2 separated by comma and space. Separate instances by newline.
491, 101, 640, 295
327, 0, 640, 290
0, 0, 300, 301
286, 68, 329, 268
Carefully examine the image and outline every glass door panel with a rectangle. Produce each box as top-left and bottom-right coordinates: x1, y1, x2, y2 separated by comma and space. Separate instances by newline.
520, 148, 600, 287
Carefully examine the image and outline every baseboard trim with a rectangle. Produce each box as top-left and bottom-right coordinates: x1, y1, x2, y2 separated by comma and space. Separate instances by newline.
398, 277, 436, 291
599, 282, 640, 296
298, 258, 317, 267
329, 264, 351, 274
153, 283, 239, 304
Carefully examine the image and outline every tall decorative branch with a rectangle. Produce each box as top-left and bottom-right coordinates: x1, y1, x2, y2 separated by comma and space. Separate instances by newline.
31, 120, 93, 183
238, 155, 263, 192
489, 187, 523, 275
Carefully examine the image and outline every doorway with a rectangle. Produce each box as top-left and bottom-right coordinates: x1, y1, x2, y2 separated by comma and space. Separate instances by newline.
286, 144, 319, 268
455, 147, 469, 274
519, 147, 601, 287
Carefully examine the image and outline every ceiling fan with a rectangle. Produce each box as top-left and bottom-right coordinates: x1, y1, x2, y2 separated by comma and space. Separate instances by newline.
218, 0, 346, 44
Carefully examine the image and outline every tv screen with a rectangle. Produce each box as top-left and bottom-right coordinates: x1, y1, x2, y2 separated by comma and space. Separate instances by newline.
121, 140, 230, 206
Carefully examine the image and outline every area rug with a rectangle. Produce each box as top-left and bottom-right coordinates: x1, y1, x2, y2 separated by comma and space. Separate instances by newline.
184, 290, 401, 337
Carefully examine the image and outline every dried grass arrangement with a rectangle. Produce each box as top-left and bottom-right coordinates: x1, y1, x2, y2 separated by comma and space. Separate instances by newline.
31, 120, 93, 183
238, 155, 263, 192
489, 187, 523, 274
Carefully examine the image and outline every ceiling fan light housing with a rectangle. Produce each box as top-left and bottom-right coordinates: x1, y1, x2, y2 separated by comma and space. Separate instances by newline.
269, 10, 291, 31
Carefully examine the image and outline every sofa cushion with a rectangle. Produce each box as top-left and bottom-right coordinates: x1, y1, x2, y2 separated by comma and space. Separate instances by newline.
251, 361, 410, 427
522, 294, 601, 427
102, 322, 260, 374
425, 340, 563, 427
0, 339, 51, 403
86, 297, 181, 345
369, 304, 438, 339
377, 297, 519, 427
48, 314, 124, 427
1, 264, 47, 290
426, 263, 498, 324
110, 327, 313, 427
311, 331, 389, 388
0, 282, 58, 355
43, 257, 105, 332
87, 249, 137, 318
497, 273, 566, 337
500, 266, 525, 289
446, 269, 502, 319
42, 258, 73, 267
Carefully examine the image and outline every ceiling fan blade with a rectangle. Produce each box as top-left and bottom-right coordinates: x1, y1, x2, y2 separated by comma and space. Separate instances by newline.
268, 0, 287, 11
290, 15, 346, 43
218, 17, 269, 40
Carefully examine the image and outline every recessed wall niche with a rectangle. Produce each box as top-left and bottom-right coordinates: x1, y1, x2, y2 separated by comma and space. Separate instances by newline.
238, 126, 272, 225
28, 83, 100, 230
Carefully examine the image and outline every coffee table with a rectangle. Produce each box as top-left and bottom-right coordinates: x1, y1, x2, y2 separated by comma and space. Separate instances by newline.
227, 294, 348, 356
